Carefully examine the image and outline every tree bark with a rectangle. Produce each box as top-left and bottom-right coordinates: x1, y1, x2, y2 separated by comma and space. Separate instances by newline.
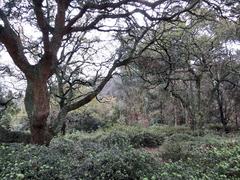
216, 88, 228, 133
189, 81, 196, 130
24, 77, 52, 145
196, 76, 203, 129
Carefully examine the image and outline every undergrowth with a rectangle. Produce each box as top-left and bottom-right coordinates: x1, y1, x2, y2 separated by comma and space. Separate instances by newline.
1, 124, 240, 179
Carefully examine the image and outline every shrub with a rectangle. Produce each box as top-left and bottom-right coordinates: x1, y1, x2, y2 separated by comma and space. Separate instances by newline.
63, 129, 106, 142
161, 142, 183, 162
74, 115, 103, 132
78, 141, 106, 157
147, 142, 239, 180
0, 143, 74, 180
50, 138, 76, 155
207, 123, 225, 131
148, 125, 192, 137
130, 132, 164, 148
167, 133, 195, 143
75, 147, 160, 180
196, 134, 226, 147
50, 138, 85, 161
2, 125, 240, 180
149, 118, 165, 125
100, 131, 130, 148
199, 143, 240, 178
161, 133, 196, 161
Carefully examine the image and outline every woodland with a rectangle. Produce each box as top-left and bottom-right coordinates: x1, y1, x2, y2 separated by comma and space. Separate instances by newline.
0, 0, 240, 179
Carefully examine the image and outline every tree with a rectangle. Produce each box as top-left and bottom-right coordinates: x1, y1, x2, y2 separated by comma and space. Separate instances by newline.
121, 7, 240, 130
0, 0, 203, 145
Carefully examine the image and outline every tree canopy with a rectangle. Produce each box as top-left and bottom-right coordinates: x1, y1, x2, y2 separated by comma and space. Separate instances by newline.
0, 0, 239, 144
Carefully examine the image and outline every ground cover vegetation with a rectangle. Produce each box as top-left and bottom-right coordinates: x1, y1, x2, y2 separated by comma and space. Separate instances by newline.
1, 125, 240, 179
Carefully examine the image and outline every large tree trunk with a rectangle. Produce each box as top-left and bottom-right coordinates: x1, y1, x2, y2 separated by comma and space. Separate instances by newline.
24, 77, 52, 145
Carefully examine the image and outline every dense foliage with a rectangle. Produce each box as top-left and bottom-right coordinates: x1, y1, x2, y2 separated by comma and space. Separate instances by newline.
1, 125, 240, 179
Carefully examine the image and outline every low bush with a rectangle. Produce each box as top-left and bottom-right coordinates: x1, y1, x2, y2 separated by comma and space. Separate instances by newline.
74, 115, 103, 132
100, 131, 130, 148
161, 142, 185, 162
0, 143, 74, 180
130, 132, 164, 148
149, 125, 192, 136
166, 133, 195, 143
158, 136, 240, 179
160, 133, 194, 161
0, 142, 162, 180
75, 147, 160, 180
2, 124, 240, 180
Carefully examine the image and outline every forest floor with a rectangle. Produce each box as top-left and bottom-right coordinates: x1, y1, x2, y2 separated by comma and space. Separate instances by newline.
1, 124, 240, 179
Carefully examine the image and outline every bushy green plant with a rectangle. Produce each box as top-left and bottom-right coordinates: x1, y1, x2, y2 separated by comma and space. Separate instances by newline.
74, 114, 103, 132
63, 129, 106, 142
201, 143, 240, 178
158, 133, 240, 179
194, 133, 227, 148
207, 123, 225, 131
75, 147, 160, 180
130, 132, 164, 148
167, 133, 195, 143
100, 131, 131, 148
160, 133, 193, 161
161, 142, 183, 162
2, 124, 240, 180
0, 143, 74, 180
0, 101, 20, 129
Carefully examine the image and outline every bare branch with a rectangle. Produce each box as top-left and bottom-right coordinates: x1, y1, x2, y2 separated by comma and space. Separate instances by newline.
0, 9, 32, 77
